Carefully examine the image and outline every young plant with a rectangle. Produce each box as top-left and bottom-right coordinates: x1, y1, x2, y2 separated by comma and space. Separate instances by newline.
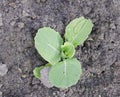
33, 16, 93, 88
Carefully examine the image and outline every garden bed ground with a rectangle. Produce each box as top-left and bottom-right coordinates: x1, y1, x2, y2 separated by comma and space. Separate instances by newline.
0, 0, 120, 97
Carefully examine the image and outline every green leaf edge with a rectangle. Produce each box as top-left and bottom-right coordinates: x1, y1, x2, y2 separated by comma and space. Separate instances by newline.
34, 27, 63, 65
65, 16, 94, 47
49, 58, 82, 88
33, 66, 44, 79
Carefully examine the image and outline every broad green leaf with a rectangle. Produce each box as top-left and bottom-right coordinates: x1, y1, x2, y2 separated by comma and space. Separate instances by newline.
35, 27, 63, 65
49, 58, 82, 88
61, 42, 75, 58
65, 17, 93, 47
33, 66, 44, 79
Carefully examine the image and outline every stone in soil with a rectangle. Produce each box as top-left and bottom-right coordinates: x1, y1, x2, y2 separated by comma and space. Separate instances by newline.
23, 10, 30, 17
18, 22, 25, 29
40, 67, 53, 88
0, 91, 2, 97
36, 0, 47, 3
0, 63, 8, 76
0, 13, 3, 26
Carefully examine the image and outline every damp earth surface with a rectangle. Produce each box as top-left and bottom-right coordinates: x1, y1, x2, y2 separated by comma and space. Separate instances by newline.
0, 0, 120, 97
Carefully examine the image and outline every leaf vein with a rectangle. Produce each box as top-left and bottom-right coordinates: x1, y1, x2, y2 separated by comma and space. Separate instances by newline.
48, 44, 59, 53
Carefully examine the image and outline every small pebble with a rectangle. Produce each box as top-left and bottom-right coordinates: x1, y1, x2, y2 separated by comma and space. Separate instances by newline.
21, 74, 27, 78
21, 0, 28, 3
23, 10, 30, 17
40, 67, 53, 88
53, 92, 56, 96
0, 63, 8, 76
110, 23, 116, 29
0, 84, 2, 88
0, 13, 3, 26
0, 91, 2, 97
99, 33, 104, 40
10, 20, 16, 26
18, 22, 24, 28
9, 2, 16, 8
36, 0, 47, 3
99, 95, 101, 97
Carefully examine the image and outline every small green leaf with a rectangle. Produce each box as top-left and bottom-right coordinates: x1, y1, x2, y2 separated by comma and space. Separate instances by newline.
35, 27, 63, 65
65, 16, 93, 47
49, 58, 82, 88
61, 42, 75, 58
33, 66, 44, 79
45, 63, 52, 67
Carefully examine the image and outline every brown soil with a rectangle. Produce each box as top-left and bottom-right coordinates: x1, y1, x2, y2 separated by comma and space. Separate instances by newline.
0, 0, 120, 97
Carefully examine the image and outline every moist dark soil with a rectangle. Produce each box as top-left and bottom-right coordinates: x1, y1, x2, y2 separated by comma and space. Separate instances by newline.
0, 0, 120, 97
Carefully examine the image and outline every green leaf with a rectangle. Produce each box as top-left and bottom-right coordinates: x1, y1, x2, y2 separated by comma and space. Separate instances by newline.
49, 58, 82, 88
35, 27, 63, 65
33, 66, 44, 79
45, 63, 52, 67
61, 42, 75, 58
65, 16, 93, 47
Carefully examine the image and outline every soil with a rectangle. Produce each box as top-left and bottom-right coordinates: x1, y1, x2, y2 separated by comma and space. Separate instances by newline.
0, 0, 120, 97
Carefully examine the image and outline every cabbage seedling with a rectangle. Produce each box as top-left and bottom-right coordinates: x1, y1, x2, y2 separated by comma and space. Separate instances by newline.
33, 16, 93, 88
